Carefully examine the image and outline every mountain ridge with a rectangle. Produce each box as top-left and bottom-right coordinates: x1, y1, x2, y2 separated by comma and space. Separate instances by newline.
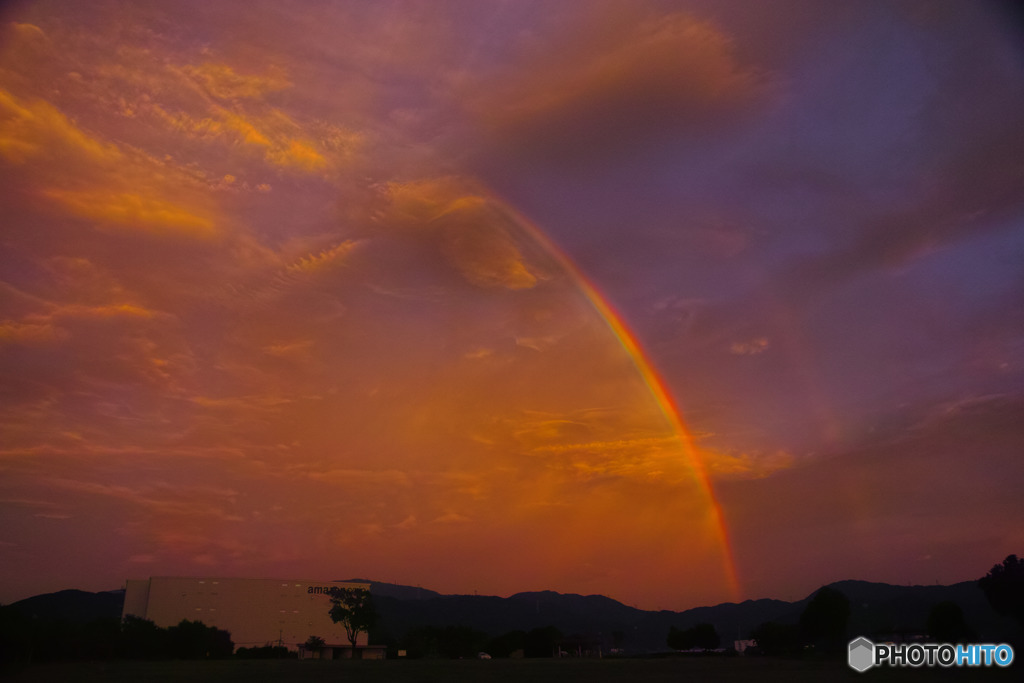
8, 578, 1021, 651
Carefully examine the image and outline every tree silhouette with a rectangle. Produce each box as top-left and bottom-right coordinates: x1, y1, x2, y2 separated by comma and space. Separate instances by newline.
799, 586, 849, 655
523, 625, 561, 657
303, 635, 326, 658
751, 621, 801, 656
667, 622, 720, 650
167, 619, 233, 659
119, 615, 169, 659
401, 624, 489, 659
927, 601, 975, 643
328, 587, 376, 658
978, 554, 1024, 629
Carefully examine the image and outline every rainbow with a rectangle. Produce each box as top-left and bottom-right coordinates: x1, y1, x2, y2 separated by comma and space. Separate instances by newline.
493, 197, 741, 601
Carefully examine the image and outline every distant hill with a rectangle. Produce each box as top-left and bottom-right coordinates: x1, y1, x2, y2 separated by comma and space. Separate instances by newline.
8, 589, 124, 623
364, 580, 1022, 651
827, 579, 1021, 642
9, 579, 1021, 652
344, 579, 443, 601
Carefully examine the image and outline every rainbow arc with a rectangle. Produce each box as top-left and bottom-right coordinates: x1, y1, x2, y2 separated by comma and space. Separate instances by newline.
493, 196, 741, 600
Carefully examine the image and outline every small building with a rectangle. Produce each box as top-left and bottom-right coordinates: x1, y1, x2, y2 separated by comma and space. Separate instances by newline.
123, 576, 382, 656
733, 639, 756, 655
297, 641, 386, 660
557, 634, 605, 658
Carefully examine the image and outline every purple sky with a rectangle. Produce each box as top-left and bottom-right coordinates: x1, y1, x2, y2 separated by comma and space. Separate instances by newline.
1, 0, 1022, 609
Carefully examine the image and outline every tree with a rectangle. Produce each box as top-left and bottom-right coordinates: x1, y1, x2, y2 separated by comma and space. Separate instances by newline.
978, 554, 1024, 629
235, 645, 294, 659
667, 625, 688, 650
667, 623, 720, 650
523, 626, 562, 658
927, 601, 975, 643
401, 625, 488, 659
486, 630, 526, 658
303, 635, 326, 659
328, 587, 376, 658
119, 615, 169, 659
0, 604, 34, 666
167, 619, 233, 659
799, 587, 849, 655
751, 621, 801, 656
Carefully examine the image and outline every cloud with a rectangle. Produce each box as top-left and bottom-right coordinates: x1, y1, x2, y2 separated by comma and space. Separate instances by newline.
41, 189, 217, 238
44, 477, 241, 520
0, 293, 194, 400
514, 336, 559, 352
300, 468, 412, 489
700, 449, 795, 480
440, 214, 537, 290
182, 63, 290, 101
262, 339, 314, 357
431, 511, 470, 524
285, 240, 362, 275
190, 394, 296, 412
730, 337, 769, 355
0, 321, 65, 346
0, 88, 121, 165
469, 9, 766, 163
127, 553, 157, 564
149, 101, 336, 173
718, 393, 1024, 596
7, 21, 47, 44
380, 178, 539, 290
0, 85, 228, 241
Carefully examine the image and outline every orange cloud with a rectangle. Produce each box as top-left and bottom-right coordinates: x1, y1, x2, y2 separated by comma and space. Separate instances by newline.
8, 21, 47, 43
222, 111, 273, 146
0, 321, 65, 345
283, 240, 363, 280
730, 337, 770, 355
301, 468, 412, 488
382, 178, 539, 290
385, 177, 470, 222
151, 104, 229, 140
182, 63, 290, 101
49, 303, 158, 320
40, 189, 217, 238
0, 89, 225, 240
441, 219, 538, 290
172, 106, 332, 173
0, 88, 121, 165
701, 448, 796, 480
266, 138, 328, 172
262, 340, 314, 357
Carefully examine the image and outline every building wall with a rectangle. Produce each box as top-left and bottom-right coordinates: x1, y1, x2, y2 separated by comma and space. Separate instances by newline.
122, 577, 370, 651
122, 578, 151, 622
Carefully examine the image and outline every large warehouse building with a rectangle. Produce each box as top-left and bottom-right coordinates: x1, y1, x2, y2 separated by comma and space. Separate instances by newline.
122, 576, 383, 657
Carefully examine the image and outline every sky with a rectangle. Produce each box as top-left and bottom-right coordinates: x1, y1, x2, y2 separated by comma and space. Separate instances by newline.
1, 0, 1022, 611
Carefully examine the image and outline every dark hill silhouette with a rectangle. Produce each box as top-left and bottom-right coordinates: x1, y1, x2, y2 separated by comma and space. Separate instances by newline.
364, 579, 1022, 650
10, 578, 1021, 652
824, 579, 1020, 642
343, 579, 442, 601
9, 589, 124, 622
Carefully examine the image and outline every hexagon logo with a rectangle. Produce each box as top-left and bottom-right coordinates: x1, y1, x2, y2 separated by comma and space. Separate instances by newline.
848, 637, 875, 672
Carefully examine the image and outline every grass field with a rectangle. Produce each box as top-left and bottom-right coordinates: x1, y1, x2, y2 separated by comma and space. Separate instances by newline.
6, 657, 1017, 682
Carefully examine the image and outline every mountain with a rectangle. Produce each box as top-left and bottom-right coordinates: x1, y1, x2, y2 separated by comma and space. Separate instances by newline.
344, 579, 443, 601
827, 579, 1020, 641
8, 579, 1021, 652
8, 589, 124, 623
365, 580, 1022, 651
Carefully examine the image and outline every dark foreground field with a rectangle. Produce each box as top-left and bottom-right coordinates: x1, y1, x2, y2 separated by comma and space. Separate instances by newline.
6, 657, 1017, 682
